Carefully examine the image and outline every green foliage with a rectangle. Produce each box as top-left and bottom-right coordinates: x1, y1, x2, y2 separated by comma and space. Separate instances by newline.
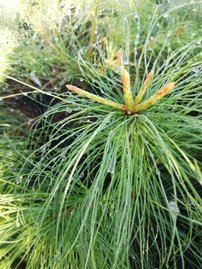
0, 0, 202, 268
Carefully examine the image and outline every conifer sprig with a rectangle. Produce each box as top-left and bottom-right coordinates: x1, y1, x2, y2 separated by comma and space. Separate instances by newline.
66, 50, 176, 114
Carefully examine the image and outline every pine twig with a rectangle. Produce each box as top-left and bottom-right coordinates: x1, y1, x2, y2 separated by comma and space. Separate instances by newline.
133, 82, 176, 112
66, 85, 125, 111
134, 70, 154, 105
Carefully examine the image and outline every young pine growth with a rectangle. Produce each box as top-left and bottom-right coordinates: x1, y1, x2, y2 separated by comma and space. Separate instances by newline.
134, 69, 154, 105
66, 49, 175, 115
